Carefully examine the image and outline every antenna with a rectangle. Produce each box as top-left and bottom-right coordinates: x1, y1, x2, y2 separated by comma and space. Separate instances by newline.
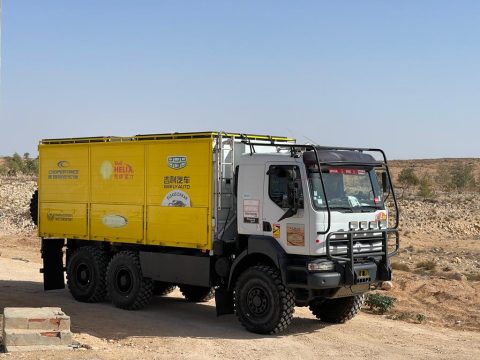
303, 135, 318, 145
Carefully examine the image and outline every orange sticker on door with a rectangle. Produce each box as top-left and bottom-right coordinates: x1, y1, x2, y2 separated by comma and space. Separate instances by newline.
272, 223, 281, 239
287, 224, 305, 246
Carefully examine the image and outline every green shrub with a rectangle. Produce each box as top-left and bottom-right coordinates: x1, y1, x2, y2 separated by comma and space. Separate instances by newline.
436, 163, 477, 191
365, 293, 396, 314
417, 176, 435, 199
0, 153, 38, 176
397, 168, 419, 198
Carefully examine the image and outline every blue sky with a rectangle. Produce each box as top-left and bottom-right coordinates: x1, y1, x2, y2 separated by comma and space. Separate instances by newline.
1, 0, 479, 159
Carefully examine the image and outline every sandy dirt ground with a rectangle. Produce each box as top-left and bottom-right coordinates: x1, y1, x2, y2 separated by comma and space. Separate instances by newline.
0, 239, 479, 360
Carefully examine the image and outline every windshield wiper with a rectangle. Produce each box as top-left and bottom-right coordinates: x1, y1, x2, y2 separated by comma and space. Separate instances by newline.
329, 206, 354, 213
360, 205, 382, 212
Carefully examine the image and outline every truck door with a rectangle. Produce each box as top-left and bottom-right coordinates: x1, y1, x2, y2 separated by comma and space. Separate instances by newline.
262, 163, 310, 255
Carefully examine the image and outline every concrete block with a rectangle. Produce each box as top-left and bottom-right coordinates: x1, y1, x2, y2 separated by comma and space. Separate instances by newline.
5, 345, 74, 353
2, 307, 72, 352
3, 307, 70, 331
3, 329, 72, 347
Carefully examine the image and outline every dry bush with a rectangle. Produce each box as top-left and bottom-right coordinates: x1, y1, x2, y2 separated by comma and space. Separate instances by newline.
391, 262, 410, 272
415, 260, 437, 271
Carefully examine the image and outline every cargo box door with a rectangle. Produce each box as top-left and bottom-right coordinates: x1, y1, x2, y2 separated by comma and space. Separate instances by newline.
147, 206, 208, 248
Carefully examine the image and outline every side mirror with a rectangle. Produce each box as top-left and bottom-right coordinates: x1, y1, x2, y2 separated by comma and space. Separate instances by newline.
278, 177, 299, 222
382, 172, 391, 193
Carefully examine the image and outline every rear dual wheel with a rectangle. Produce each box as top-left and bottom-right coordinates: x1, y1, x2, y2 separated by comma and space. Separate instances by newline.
106, 251, 153, 310
309, 295, 364, 323
67, 246, 108, 303
179, 285, 214, 302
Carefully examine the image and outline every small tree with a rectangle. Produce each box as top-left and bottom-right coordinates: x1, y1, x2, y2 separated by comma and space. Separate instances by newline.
418, 176, 434, 199
397, 168, 419, 198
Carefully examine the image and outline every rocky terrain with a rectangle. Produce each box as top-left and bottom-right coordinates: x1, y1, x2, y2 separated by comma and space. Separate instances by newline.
0, 176, 36, 235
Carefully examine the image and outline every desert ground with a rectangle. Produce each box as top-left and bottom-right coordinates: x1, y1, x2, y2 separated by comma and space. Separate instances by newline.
0, 159, 479, 359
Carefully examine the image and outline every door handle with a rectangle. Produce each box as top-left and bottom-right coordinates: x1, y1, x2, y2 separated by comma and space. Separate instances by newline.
263, 221, 272, 232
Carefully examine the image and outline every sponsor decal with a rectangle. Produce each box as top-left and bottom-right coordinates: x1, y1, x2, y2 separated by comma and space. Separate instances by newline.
162, 190, 191, 207
272, 223, 281, 239
102, 214, 128, 229
243, 199, 260, 224
47, 213, 73, 222
164, 176, 191, 189
286, 223, 305, 246
48, 161, 79, 180
100, 160, 134, 181
168, 156, 187, 170
100, 161, 113, 180
57, 161, 70, 168
376, 211, 387, 221
329, 168, 366, 175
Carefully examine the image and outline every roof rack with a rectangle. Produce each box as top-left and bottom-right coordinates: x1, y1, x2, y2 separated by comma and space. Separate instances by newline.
40, 131, 295, 145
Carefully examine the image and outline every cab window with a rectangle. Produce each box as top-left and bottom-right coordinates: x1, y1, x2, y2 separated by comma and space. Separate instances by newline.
268, 165, 304, 209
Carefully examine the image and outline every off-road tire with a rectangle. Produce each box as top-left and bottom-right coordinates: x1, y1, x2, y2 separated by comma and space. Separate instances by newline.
30, 190, 38, 226
67, 246, 108, 303
234, 265, 295, 334
106, 251, 153, 310
309, 294, 365, 323
179, 285, 215, 302
153, 281, 176, 296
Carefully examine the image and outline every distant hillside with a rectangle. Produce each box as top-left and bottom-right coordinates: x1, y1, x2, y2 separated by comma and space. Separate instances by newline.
389, 158, 480, 190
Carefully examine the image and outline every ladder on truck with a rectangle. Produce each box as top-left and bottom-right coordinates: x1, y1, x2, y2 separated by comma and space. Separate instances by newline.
214, 132, 236, 240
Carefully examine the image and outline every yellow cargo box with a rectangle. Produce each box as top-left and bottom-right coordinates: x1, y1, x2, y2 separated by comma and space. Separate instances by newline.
39, 136, 213, 249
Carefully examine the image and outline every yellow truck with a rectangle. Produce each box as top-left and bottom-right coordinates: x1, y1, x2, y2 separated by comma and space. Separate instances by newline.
31, 131, 399, 334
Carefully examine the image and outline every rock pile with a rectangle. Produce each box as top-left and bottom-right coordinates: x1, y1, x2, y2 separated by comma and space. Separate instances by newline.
0, 176, 37, 235
399, 192, 480, 239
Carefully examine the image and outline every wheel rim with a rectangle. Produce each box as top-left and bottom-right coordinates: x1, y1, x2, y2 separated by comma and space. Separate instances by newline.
114, 266, 133, 295
75, 263, 92, 289
246, 286, 269, 316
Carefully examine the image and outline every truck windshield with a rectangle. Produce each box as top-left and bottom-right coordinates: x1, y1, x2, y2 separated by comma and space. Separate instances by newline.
307, 167, 384, 212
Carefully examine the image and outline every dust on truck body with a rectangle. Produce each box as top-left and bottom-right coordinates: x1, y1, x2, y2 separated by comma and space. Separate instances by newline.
34, 131, 399, 334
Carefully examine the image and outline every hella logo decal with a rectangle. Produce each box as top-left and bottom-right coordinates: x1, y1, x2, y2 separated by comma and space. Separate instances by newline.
167, 156, 187, 170
57, 161, 70, 168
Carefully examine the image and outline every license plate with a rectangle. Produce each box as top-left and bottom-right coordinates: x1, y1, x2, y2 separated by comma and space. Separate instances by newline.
358, 269, 369, 278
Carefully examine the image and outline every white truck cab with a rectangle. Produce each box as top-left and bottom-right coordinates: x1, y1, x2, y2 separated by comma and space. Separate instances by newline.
215, 141, 399, 333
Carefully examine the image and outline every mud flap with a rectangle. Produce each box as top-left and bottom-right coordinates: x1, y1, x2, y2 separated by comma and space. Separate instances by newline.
41, 239, 65, 290
215, 287, 234, 316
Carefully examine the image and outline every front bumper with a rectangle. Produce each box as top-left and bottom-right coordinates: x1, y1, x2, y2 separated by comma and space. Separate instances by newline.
284, 258, 385, 290
282, 229, 399, 291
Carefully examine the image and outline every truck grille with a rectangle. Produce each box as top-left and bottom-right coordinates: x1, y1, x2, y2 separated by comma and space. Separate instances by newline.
328, 232, 383, 256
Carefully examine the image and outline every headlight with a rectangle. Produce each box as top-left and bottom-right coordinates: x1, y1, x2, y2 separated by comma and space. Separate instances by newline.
359, 221, 368, 230
369, 221, 379, 230
349, 221, 359, 230
308, 261, 335, 272
379, 220, 388, 229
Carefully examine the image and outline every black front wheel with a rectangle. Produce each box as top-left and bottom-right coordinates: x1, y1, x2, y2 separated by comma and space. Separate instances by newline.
66, 246, 108, 303
106, 251, 153, 310
234, 265, 295, 334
